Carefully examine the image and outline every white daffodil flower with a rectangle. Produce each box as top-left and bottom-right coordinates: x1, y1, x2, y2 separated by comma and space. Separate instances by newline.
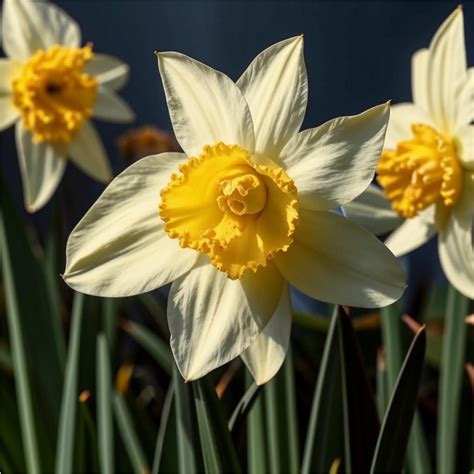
344, 8, 474, 299
64, 36, 406, 385
0, 0, 135, 212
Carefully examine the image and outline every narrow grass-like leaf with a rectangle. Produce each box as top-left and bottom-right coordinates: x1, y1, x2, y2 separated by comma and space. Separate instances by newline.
193, 379, 241, 474
370, 325, 426, 473
437, 285, 469, 474
337, 307, 380, 473
152, 386, 174, 474
246, 372, 267, 474
376, 349, 388, 418
283, 347, 299, 474
113, 392, 149, 474
174, 368, 197, 474
302, 307, 343, 474
381, 305, 430, 473
124, 320, 173, 375
0, 210, 41, 474
0, 343, 12, 370
102, 299, 118, 354
96, 334, 114, 474
55, 293, 84, 474
228, 382, 260, 432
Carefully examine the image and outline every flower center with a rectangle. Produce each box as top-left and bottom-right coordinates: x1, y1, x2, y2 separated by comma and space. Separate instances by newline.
12, 44, 98, 144
159, 142, 299, 279
376, 124, 463, 218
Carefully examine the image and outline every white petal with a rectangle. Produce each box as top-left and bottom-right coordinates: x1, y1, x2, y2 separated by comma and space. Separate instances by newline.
275, 209, 406, 308
168, 258, 281, 381
411, 48, 429, 113
15, 122, 66, 212
93, 88, 135, 123
457, 125, 474, 170
384, 103, 432, 150
427, 8, 467, 135
157, 51, 255, 157
64, 152, 198, 297
241, 284, 292, 386
84, 54, 130, 90
68, 121, 112, 183
342, 184, 403, 235
0, 59, 21, 131
279, 103, 390, 211
454, 68, 474, 130
385, 215, 436, 257
236, 36, 307, 157
2, 0, 80, 60
438, 177, 474, 298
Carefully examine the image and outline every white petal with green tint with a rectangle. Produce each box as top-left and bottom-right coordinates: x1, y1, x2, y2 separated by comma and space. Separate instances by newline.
439, 180, 474, 299
0, 59, 21, 131
384, 103, 432, 149
168, 257, 278, 381
237, 36, 307, 157
411, 48, 429, 113
457, 124, 474, 170
157, 52, 255, 157
427, 8, 466, 135
16, 122, 66, 213
279, 103, 389, 211
454, 68, 474, 130
343, 184, 403, 236
275, 209, 406, 308
68, 121, 112, 183
2, 0, 80, 60
241, 285, 292, 386
84, 54, 130, 90
385, 214, 436, 257
64, 153, 198, 297
93, 88, 135, 123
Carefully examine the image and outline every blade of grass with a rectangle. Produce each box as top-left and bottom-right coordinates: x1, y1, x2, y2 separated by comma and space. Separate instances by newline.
113, 392, 149, 474
96, 334, 114, 474
0, 343, 12, 370
337, 307, 380, 473
381, 305, 430, 473
102, 299, 118, 354
152, 386, 174, 474
301, 307, 343, 474
55, 293, 84, 474
437, 285, 469, 474
228, 382, 260, 432
370, 325, 426, 473
123, 320, 173, 375
246, 372, 267, 474
0, 210, 41, 474
376, 349, 387, 418
192, 379, 241, 474
174, 367, 197, 474
283, 347, 299, 474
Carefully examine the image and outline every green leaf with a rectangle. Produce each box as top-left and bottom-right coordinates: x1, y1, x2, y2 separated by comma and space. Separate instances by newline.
152, 386, 174, 474
193, 379, 241, 474
124, 320, 173, 375
246, 372, 267, 474
96, 334, 114, 474
381, 305, 430, 473
370, 324, 426, 473
228, 382, 260, 432
0, 208, 41, 474
301, 306, 343, 474
113, 392, 149, 474
337, 307, 380, 473
174, 368, 198, 474
0, 343, 12, 370
55, 293, 84, 474
437, 285, 469, 474
102, 299, 118, 355
375, 349, 388, 419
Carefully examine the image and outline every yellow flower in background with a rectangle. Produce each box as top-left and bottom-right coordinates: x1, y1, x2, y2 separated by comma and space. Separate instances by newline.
345, 8, 474, 299
64, 36, 406, 384
0, 0, 135, 212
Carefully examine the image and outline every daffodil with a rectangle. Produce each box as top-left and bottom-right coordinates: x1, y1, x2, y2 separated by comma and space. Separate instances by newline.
64, 36, 405, 384
0, 0, 135, 212
344, 8, 474, 298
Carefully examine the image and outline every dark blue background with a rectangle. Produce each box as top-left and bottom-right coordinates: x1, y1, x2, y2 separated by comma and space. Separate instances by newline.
1, 1, 472, 312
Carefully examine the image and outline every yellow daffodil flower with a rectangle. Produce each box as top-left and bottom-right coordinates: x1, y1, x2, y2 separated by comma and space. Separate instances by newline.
64, 36, 405, 384
0, 0, 135, 212
345, 8, 474, 298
